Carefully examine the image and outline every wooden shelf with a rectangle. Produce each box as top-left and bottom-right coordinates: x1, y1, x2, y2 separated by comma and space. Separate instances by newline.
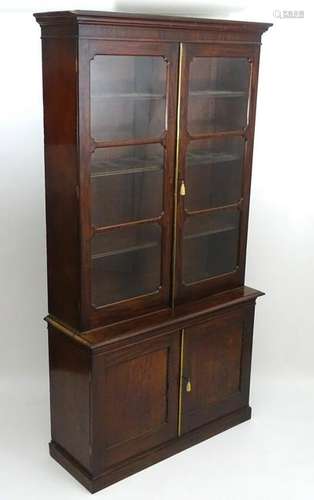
187, 151, 241, 165
92, 241, 158, 260
184, 225, 236, 241
92, 226, 237, 261
91, 152, 239, 179
190, 90, 246, 98
92, 92, 165, 100
91, 156, 162, 178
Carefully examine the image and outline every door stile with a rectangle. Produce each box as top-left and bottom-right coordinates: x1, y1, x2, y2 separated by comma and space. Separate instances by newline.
171, 42, 183, 309
171, 43, 191, 309
177, 327, 185, 437
237, 47, 261, 284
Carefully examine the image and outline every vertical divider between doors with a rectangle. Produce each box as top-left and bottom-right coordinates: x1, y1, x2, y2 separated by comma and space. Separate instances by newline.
177, 328, 185, 437
171, 43, 183, 309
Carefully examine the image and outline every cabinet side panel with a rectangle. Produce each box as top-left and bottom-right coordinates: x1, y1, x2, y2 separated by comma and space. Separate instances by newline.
48, 327, 91, 471
41, 37, 80, 327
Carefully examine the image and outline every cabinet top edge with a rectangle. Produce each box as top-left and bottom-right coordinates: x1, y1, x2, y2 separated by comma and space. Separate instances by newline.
46, 286, 265, 351
33, 10, 272, 34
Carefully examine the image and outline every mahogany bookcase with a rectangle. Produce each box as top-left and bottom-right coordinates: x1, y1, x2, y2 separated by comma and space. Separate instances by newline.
34, 10, 271, 493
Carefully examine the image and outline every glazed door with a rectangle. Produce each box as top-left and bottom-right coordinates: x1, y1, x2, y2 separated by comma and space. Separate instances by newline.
179, 306, 255, 435
79, 41, 178, 327
174, 43, 260, 304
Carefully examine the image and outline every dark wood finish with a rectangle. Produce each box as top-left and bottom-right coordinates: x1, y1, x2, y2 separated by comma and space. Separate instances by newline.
46, 292, 259, 491
78, 40, 179, 328
92, 332, 180, 474
34, 11, 271, 44
48, 326, 91, 470
41, 37, 80, 328
35, 10, 270, 330
35, 10, 270, 494
47, 297, 256, 492
58, 285, 263, 351
174, 43, 261, 304
181, 304, 255, 433
50, 405, 252, 493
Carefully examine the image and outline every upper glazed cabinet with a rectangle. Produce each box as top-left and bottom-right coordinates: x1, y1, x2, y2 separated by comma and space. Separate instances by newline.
36, 12, 269, 330
82, 41, 179, 326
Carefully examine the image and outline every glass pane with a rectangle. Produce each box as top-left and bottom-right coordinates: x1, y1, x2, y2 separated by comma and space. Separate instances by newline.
186, 137, 245, 211
91, 56, 166, 141
91, 144, 164, 227
183, 209, 240, 284
188, 57, 250, 134
91, 224, 161, 307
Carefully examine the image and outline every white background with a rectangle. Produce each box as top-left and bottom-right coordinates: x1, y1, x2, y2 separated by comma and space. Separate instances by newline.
0, 1, 313, 499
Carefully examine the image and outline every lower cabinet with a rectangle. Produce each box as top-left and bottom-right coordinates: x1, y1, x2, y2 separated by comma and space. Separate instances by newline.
48, 300, 256, 491
91, 303, 255, 472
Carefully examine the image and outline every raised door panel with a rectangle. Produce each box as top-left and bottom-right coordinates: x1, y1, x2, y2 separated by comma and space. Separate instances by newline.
78, 40, 179, 328
92, 332, 180, 473
174, 43, 261, 305
181, 305, 255, 434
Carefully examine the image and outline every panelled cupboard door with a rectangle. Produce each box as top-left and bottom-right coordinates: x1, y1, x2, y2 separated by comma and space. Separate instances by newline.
78, 40, 179, 328
174, 43, 261, 304
180, 305, 255, 434
92, 332, 180, 473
